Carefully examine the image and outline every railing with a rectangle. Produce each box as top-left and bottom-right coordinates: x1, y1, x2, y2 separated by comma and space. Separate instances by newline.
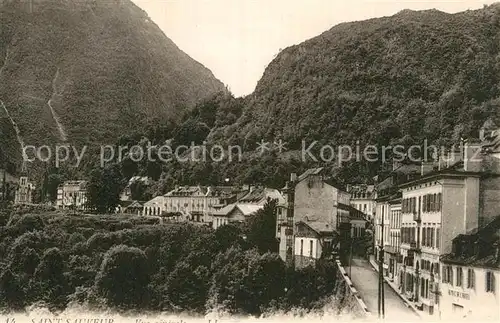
409, 241, 420, 252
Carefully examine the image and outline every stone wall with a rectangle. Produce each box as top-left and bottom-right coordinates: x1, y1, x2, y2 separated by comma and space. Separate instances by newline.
334, 259, 372, 318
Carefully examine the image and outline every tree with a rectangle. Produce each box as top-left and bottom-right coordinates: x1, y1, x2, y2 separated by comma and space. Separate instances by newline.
0, 268, 25, 310
31, 247, 68, 308
46, 173, 63, 202
245, 198, 278, 253
87, 164, 124, 213
130, 180, 151, 201
94, 245, 150, 308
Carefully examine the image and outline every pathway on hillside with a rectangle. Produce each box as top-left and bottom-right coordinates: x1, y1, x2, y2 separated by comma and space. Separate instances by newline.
48, 68, 68, 142
348, 258, 419, 321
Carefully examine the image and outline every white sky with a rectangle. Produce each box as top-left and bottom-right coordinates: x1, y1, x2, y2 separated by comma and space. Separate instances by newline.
132, 0, 498, 96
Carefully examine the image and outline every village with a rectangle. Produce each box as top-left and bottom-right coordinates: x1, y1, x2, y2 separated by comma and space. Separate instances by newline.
1, 119, 500, 320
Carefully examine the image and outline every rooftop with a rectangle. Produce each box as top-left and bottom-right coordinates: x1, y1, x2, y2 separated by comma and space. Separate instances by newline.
237, 187, 285, 204
164, 185, 241, 197
441, 216, 500, 269
213, 203, 263, 217
296, 219, 336, 236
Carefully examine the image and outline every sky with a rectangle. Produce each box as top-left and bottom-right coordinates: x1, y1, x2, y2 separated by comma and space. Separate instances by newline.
132, 0, 498, 97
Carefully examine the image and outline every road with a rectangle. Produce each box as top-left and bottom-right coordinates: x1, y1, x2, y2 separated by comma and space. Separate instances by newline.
348, 258, 420, 321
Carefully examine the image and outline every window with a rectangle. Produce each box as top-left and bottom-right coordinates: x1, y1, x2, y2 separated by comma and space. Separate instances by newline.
443, 265, 454, 284
300, 239, 304, 256
436, 228, 440, 249
486, 271, 495, 293
456, 267, 463, 287
309, 240, 313, 257
467, 269, 475, 289
437, 193, 442, 211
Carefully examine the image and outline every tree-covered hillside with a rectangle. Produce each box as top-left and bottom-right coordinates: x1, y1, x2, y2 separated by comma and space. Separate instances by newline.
0, 0, 224, 168
226, 6, 500, 150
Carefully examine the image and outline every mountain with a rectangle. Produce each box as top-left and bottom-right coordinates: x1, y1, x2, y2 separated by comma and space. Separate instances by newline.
209, 5, 500, 152
175, 5, 500, 186
0, 0, 224, 168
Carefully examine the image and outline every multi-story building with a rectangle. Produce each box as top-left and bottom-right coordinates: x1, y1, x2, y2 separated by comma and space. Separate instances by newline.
386, 195, 402, 283
374, 162, 422, 274
398, 143, 500, 316
56, 180, 88, 210
14, 171, 34, 205
276, 168, 351, 267
347, 184, 377, 220
440, 215, 500, 320
143, 185, 246, 223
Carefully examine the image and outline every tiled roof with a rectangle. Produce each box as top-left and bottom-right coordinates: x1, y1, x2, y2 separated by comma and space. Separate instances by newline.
297, 220, 335, 235
237, 187, 285, 204
297, 167, 324, 182
482, 129, 500, 153
346, 205, 369, 221
442, 215, 500, 269
347, 184, 375, 194
164, 185, 240, 197
213, 203, 263, 217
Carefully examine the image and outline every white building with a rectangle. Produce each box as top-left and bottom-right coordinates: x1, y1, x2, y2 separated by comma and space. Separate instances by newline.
439, 216, 500, 320
294, 219, 336, 269
276, 168, 351, 266
213, 186, 285, 230
398, 143, 500, 316
14, 172, 34, 205
56, 180, 88, 210
347, 184, 377, 220
143, 185, 245, 223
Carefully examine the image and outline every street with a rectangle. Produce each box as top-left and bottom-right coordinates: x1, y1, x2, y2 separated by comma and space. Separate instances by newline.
348, 258, 420, 321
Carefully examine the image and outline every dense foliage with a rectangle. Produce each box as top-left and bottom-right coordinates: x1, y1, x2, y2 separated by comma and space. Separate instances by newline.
71, 5, 500, 195
0, 205, 339, 315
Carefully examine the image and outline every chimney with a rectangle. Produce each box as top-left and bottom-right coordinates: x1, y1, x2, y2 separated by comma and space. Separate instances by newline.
290, 173, 297, 183
420, 162, 434, 176
439, 147, 462, 169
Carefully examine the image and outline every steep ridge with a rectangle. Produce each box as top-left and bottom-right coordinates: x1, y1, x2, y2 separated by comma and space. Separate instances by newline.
0, 0, 225, 158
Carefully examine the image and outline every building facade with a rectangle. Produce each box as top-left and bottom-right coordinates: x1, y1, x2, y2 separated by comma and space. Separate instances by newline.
440, 216, 500, 320
56, 180, 88, 210
387, 196, 402, 283
294, 220, 336, 269
143, 185, 246, 223
397, 143, 500, 316
347, 184, 377, 220
213, 186, 285, 230
277, 168, 351, 266
14, 173, 34, 205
